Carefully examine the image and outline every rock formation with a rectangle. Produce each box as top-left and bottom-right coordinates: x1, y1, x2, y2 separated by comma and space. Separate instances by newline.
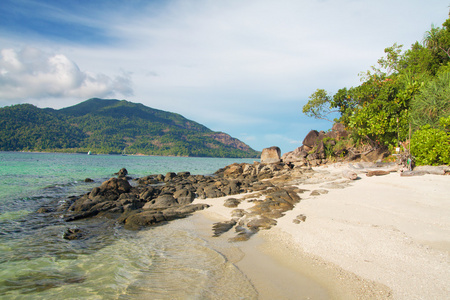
260, 146, 281, 163
282, 123, 389, 166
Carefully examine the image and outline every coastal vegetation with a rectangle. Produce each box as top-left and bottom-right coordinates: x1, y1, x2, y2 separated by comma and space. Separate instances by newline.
0, 98, 260, 158
303, 13, 450, 165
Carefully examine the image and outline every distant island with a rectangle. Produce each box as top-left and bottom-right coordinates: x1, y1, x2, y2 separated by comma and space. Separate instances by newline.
0, 98, 260, 158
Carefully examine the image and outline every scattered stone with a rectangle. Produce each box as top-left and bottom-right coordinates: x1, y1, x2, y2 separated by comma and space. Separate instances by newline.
413, 165, 449, 175
224, 198, 241, 208
366, 170, 391, 177
246, 216, 277, 230
212, 220, 237, 237
400, 170, 427, 177
320, 181, 351, 189
37, 207, 54, 213
229, 226, 257, 242
84, 178, 94, 182
342, 170, 358, 180
231, 209, 246, 218
310, 189, 329, 196
293, 214, 307, 224
63, 228, 84, 240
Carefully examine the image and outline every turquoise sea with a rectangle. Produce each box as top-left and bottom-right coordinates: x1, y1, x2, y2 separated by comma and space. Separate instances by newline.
0, 151, 259, 299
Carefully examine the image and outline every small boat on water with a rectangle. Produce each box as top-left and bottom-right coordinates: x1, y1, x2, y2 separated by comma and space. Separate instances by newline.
87, 151, 91, 155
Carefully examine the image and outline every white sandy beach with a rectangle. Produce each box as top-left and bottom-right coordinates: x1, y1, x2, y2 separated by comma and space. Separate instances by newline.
194, 164, 450, 299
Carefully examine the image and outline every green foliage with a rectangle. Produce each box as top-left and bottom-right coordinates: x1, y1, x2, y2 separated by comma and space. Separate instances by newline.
347, 75, 413, 146
0, 99, 260, 158
321, 137, 336, 159
411, 123, 450, 166
304, 13, 450, 161
410, 68, 450, 129
440, 115, 450, 130
302, 89, 337, 122
0, 104, 86, 151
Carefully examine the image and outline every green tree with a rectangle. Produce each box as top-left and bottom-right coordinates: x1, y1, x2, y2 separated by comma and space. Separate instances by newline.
302, 89, 338, 122
410, 69, 450, 129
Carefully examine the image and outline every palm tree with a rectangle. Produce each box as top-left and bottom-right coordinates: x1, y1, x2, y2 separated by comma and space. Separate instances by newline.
423, 25, 450, 58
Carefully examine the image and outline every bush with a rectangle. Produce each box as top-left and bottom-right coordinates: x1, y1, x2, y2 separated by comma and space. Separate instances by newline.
410, 70, 450, 129
411, 124, 450, 165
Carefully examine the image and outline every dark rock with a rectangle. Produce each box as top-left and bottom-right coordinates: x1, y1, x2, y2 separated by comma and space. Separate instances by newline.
302, 130, 319, 148
139, 187, 157, 201
173, 188, 195, 205
63, 228, 84, 240
220, 180, 242, 195
122, 204, 209, 230
164, 172, 177, 182
224, 198, 241, 208
177, 171, 191, 177
116, 168, 128, 178
84, 178, 94, 182
202, 185, 226, 199
143, 194, 177, 209
100, 177, 132, 195
222, 163, 244, 178
246, 216, 277, 230
212, 220, 237, 237
37, 207, 54, 213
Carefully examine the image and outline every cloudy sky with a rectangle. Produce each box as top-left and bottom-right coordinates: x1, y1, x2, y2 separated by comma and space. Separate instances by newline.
0, 0, 448, 153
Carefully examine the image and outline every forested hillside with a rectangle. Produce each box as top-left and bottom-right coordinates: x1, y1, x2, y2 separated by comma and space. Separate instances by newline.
303, 13, 450, 165
0, 98, 260, 158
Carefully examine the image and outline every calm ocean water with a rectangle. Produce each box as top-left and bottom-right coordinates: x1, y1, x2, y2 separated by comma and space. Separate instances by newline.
0, 151, 259, 299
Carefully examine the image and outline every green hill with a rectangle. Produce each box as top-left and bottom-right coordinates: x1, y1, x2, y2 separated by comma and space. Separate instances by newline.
0, 98, 260, 158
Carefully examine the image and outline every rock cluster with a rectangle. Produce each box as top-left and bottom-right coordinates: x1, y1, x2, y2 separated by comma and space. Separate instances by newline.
55, 161, 305, 236
260, 146, 281, 164
210, 162, 310, 241
282, 123, 349, 166
282, 123, 389, 166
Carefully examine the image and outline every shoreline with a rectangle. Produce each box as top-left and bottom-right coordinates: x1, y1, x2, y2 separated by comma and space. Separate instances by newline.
3, 150, 260, 159
193, 164, 450, 299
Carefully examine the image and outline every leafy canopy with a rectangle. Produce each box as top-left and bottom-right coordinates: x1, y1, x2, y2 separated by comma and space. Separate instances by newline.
302, 11, 450, 160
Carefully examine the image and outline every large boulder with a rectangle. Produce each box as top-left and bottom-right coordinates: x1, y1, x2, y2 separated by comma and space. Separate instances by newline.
122, 204, 209, 230
143, 194, 178, 209
282, 146, 309, 163
302, 130, 319, 148
260, 146, 281, 164
116, 168, 128, 178
327, 123, 349, 140
173, 188, 195, 205
99, 177, 132, 195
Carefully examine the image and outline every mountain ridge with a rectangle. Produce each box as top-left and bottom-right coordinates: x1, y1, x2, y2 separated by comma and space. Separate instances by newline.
0, 98, 260, 158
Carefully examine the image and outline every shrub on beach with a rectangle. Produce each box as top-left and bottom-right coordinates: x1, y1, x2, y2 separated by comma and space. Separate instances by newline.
411, 119, 450, 166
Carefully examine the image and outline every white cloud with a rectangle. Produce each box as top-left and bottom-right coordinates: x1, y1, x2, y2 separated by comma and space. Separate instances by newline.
0, 0, 447, 152
0, 47, 133, 101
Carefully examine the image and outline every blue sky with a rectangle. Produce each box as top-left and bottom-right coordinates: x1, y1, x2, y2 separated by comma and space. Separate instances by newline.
0, 0, 448, 154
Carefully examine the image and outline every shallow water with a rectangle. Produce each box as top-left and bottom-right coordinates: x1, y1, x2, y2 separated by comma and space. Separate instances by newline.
0, 152, 257, 299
